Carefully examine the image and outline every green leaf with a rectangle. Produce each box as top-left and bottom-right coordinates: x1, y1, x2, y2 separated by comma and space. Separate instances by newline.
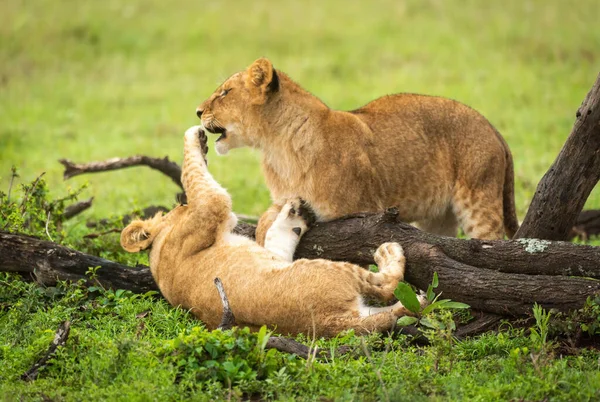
420, 317, 439, 329
394, 283, 421, 314
396, 316, 419, 327
256, 325, 271, 351
421, 299, 451, 315
432, 272, 439, 288
426, 285, 435, 302
443, 301, 470, 310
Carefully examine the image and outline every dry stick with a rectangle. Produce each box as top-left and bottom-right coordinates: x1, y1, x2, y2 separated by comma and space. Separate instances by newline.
21, 321, 71, 381
214, 277, 236, 331
59, 156, 183, 189
63, 197, 94, 220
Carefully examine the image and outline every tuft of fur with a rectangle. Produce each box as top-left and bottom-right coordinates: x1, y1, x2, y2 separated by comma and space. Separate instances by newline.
196, 58, 519, 243
121, 126, 417, 337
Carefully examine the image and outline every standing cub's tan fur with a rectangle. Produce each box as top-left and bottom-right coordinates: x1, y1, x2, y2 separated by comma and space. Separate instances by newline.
196, 58, 519, 243
121, 126, 421, 337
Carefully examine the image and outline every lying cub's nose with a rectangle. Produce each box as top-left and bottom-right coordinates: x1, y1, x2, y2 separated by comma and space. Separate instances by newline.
196, 107, 203, 119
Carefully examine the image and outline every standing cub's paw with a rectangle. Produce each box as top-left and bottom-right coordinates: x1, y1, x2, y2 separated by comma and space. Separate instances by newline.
374, 242, 404, 267
277, 198, 316, 237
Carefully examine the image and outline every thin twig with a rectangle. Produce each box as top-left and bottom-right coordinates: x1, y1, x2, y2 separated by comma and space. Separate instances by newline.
18, 172, 45, 216
45, 211, 54, 242
7, 166, 18, 203
21, 321, 71, 381
214, 277, 236, 330
63, 197, 94, 220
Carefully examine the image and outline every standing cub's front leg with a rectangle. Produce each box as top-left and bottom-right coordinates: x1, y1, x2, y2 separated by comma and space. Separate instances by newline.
264, 198, 315, 262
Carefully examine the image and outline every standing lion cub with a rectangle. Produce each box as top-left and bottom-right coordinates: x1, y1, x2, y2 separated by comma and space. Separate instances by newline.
196, 58, 519, 243
121, 126, 421, 337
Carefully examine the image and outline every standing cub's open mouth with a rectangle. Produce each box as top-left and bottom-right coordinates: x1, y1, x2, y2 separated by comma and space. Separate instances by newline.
204, 125, 227, 142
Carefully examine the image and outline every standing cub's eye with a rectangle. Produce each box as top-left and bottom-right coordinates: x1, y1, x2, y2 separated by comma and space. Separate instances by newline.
220, 89, 230, 97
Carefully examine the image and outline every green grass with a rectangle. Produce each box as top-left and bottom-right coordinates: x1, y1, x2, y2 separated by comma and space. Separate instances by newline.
2, 275, 600, 401
1, 0, 599, 219
2, 0, 600, 400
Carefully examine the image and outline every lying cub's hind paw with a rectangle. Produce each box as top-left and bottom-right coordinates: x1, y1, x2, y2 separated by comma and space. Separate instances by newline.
374, 242, 404, 267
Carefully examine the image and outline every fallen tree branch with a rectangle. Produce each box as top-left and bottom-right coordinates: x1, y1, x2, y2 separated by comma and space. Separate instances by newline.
21, 321, 71, 381
63, 197, 94, 220
59, 156, 183, 189
516, 72, 600, 240
0, 231, 158, 293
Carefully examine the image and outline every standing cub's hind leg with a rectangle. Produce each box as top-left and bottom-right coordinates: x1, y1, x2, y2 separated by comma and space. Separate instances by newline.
264, 198, 315, 261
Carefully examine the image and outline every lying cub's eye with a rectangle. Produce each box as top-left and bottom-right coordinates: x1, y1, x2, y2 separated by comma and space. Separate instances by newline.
220, 89, 230, 97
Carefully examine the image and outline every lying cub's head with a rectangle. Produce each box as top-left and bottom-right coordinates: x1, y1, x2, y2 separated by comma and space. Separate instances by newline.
120, 212, 169, 252
196, 58, 280, 155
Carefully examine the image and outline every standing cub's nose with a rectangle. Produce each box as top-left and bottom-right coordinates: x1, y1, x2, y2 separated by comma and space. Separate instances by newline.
196, 107, 203, 118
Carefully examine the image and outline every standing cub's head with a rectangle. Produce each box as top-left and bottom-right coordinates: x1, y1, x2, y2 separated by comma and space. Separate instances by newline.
195, 58, 280, 155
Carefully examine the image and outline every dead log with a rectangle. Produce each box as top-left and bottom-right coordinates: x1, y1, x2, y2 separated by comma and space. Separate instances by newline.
0, 231, 158, 293
516, 72, 600, 240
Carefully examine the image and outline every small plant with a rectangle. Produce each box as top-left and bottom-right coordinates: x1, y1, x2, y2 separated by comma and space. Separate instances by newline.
157, 325, 286, 392
530, 303, 551, 352
394, 273, 470, 372
394, 272, 470, 328
0, 167, 87, 240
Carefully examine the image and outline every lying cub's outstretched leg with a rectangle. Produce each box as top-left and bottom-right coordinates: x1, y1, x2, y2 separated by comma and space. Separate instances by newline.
264, 198, 314, 262
182, 126, 232, 225
256, 203, 284, 246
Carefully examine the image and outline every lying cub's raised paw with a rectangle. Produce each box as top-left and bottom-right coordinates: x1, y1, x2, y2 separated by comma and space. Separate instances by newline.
374, 242, 404, 267
184, 125, 209, 164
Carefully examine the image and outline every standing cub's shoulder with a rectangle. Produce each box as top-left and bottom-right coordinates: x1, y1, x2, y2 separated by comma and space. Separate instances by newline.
196, 58, 519, 242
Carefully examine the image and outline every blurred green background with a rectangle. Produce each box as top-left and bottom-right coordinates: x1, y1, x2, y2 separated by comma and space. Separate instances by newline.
1, 0, 599, 220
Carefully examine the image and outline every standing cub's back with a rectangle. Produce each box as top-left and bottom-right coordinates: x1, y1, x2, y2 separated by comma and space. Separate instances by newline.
196, 58, 518, 241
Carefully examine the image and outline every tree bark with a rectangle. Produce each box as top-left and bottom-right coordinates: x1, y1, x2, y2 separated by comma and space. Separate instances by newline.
516, 72, 600, 240
0, 231, 158, 293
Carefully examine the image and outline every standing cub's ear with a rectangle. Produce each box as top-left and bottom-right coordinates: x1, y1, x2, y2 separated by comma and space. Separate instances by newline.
120, 214, 163, 252
246, 58, 279, 103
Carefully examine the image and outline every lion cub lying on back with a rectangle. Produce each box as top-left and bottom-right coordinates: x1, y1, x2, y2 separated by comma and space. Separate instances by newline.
121, 126, 418, 337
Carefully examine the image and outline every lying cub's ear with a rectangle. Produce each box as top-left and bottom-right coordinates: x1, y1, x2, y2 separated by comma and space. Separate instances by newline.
246, 58, 279, 102
120, 220, 155, 252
